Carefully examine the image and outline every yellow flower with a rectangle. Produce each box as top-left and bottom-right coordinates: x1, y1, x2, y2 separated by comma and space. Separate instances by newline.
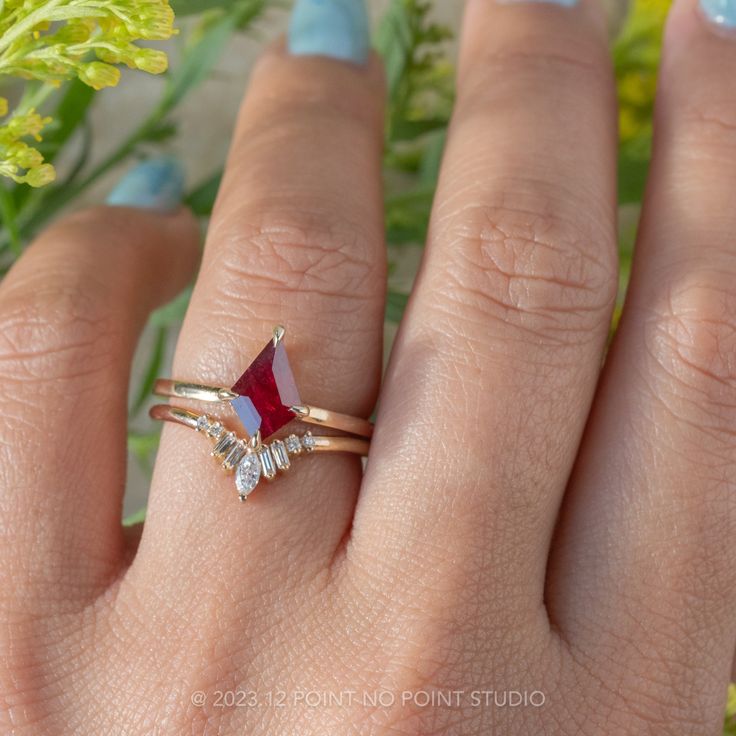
0, 0, 177, 185
615, 0, 671, 145
78, 60, 121, 90
0, 99, 55, 186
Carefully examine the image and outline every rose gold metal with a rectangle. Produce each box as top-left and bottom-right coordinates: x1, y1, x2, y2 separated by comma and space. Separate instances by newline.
149, 404, 370, 457
153, 381, 373, 438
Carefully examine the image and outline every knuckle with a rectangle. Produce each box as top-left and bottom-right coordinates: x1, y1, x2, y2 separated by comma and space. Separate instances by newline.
206, 206, 384, 310
251, 52, 384, 131
430, 201, 617, 343
461, 34, 608, 89
0, 276, 120, 388
644, 274, 736, 434
676, 98, 736, 156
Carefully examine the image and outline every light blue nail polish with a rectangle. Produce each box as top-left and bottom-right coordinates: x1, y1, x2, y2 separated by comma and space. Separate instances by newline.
700, 0, 736, 28
288, 0, 370, 64
106, 157, 185, 212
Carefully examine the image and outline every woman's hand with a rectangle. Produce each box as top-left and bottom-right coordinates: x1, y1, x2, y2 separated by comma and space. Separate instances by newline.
3, 0, 736, 733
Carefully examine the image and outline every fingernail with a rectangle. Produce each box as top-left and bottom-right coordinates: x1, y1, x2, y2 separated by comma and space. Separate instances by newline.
699, 0, 736, 28
106, 157, 185, 212
288, 0, 370, 64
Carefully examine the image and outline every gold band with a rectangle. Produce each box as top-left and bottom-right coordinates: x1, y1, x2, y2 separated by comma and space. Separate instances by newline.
150, 404, 370, 456
150, 404, 368, 502
153, 379, 373, 438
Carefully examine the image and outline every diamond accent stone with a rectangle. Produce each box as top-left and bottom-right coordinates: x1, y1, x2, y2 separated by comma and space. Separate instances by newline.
235, 453, 261, 499
231, 339, 301, 440
285, 434, 301, 455
302, 432, 316, 453
223, 441, 246, 471
207, 421, 225, 440
196, 415, 210, 433
259, 446, 277, 480
212, 432, 236, 458
271, 440, 290, 471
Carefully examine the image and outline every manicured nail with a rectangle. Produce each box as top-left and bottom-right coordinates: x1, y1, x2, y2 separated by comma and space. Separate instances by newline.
288, 0, 370, 64
699, 0, 736, 28
106, 157, 185, 212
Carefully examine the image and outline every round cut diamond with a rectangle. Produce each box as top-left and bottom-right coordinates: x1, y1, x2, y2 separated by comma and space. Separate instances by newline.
207, 422, 225, 440
302, 432, 316, 452
196, 415, 210, 433
235, 453, 261, 499
285, 434, 301, 454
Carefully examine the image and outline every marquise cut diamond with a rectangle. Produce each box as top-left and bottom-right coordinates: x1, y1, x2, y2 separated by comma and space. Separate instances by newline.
235, 454, 261, 498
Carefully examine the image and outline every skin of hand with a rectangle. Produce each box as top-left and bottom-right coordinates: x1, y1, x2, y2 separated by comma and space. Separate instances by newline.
2, 0, 736, 733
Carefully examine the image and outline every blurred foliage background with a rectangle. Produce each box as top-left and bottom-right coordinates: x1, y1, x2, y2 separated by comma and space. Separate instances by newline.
1, 0, 736, 728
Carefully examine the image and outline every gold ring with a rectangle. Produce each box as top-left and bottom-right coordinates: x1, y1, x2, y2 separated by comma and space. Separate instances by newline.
153, 326, 373, 441
150, 405, 369, 501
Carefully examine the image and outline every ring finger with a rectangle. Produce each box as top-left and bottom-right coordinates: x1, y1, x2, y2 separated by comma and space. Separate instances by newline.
135, 26, 386, 596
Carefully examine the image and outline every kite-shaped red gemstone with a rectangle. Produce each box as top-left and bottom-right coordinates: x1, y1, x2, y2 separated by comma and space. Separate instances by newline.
231, 339, 301, 440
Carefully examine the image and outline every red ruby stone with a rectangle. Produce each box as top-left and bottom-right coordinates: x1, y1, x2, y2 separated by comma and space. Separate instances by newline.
231, 340, 301, 440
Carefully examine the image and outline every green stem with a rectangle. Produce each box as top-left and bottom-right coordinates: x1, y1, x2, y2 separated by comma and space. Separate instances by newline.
0, 184, 20, 256
0, 0, 65, 56
12, 104, 167, 241
15, 81, 56, 114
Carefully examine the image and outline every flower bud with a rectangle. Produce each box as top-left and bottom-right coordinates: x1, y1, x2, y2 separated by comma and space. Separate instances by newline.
78, 61, 120, 90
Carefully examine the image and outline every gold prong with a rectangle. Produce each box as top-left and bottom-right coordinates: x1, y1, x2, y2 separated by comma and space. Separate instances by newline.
290, 404, 310, 418
248, 431, 262, 451
218, 388, 238, 401
272, 325, 286, 346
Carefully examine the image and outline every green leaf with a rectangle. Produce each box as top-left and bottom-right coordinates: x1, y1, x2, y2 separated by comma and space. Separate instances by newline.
418, 129, 446, 187
389, 117, 448, 142
386, 290, 409, 323
186, 170, 222, 216
38, 80, 95, 162
160, 14, 239, 111
130, 327, 168, 416
0, 184, 21, 256
385, 187, 434, 246
141, 121, 178, 143
128, 430, 161, 471
151, 286, 193, 328
171, 0, 239, 15
618, 149, 650, 205
160, 0, 269, 110
375, 0, 414, 98
122, 506, 147, 526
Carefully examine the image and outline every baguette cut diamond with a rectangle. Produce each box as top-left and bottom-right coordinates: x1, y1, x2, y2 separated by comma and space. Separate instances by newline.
271, 440, 290, 470
259, 447, 277, 480
213, 432, 236, 458
231, 339, 301, 440
223, 441, 246, 470
235, 454, 261, 498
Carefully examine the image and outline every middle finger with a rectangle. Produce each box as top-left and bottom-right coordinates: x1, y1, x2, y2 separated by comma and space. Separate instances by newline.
354, 0, 618, 621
